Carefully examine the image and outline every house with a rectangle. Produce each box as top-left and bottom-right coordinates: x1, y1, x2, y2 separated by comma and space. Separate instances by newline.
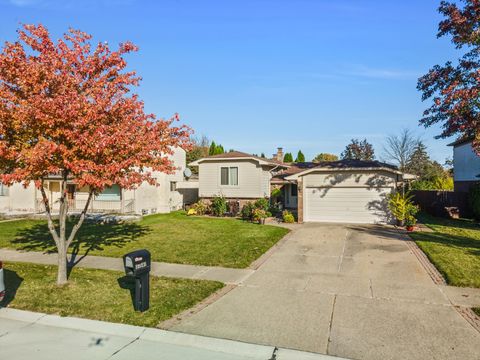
0, 148, 192, 215
188, 150, 288, 208
192, 148, 410, 224
448, 136, 479, 192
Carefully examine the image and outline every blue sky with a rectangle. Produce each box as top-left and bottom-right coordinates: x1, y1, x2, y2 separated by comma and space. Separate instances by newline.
0, 0, 460, 163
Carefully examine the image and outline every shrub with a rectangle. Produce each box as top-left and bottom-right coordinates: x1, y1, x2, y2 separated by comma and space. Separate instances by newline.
192, 200, 208, 215
388, 191, 417, 224
254, 197, 269, 212
253, 208, 269, 223
241, 202, 255, 221
282, 210, 295, 223
469, 183, 480, 219
271, 188, 282, 199
187, 208, 197, 216
211, 195, 227, 217
405, 203, 419, 227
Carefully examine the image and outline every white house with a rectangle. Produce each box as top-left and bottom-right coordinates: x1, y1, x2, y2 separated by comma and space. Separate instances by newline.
0, 147, 192, 215
189, 151, 288, 208
448, 136, 480, 192
192, 148, 410, 224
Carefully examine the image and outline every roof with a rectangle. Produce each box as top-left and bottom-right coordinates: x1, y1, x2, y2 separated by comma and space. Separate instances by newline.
279, 159, 402, 181
447, 136, 474, 147
189, 151, 288, 167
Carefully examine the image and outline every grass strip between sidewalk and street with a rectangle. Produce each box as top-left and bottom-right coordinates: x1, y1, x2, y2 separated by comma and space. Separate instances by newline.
0, 262, 224, 327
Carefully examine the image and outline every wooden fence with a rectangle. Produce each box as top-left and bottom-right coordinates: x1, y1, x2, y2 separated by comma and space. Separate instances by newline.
411, 190, 471, 218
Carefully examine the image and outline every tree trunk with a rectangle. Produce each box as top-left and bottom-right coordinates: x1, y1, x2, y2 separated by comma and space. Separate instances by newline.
57, 240, 68, 285
39, 176, 94, 285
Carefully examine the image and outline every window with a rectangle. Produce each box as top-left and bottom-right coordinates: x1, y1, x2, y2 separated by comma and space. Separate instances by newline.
170, 181, 177, 191
96, 185, 121, 201
0, 183, 9, 196
291, 184, 298, 197
220, 167, 238, 186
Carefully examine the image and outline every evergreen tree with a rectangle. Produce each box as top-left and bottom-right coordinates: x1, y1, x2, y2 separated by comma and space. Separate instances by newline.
260, 152, 266, 158
283, 152, 294, 162
295, 150, 306, 162
215, 144, 225, 155
209, 141, 217, 156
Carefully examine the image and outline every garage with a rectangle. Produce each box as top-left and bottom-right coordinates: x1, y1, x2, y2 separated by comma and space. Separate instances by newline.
282, 161, 404, 224
304, 186, 392, 223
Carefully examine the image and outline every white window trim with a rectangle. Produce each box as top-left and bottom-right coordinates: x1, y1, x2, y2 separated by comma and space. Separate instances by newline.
220, 166, 239, 187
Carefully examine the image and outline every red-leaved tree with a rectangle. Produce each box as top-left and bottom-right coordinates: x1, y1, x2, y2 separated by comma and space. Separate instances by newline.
418, 0, 480, 150
0, 24, 191, 284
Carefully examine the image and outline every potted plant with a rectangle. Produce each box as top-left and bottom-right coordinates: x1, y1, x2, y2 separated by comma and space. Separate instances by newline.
252, 208, 268, 224
405, 203, 420, 232
388, 191, 415, 227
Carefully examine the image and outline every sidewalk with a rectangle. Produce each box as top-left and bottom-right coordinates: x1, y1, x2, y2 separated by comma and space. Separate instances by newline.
0, 308, 347, 360
0, 248, 254, 285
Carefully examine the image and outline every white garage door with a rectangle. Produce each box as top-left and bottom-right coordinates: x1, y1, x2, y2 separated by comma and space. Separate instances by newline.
304, 187, 392, 224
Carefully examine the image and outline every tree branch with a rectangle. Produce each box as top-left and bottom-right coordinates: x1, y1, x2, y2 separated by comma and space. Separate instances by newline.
66, 190, 94, 248
39, 178, 60, 246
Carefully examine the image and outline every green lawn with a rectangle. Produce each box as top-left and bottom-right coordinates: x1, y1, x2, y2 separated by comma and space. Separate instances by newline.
0, 211, 289, 268
409, 213, 480, 288
0, 262, 223, 327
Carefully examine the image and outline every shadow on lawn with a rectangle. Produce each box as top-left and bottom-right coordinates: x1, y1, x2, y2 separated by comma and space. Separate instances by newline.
117, 275, 136, 310
410, 231, 480, 257
0, 269, 24, 307
11, 221, 151, 268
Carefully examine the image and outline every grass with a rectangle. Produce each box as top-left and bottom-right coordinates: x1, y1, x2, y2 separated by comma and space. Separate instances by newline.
0, 262, 223, 327
0, 211, 289, 268
409, 213, 480, 288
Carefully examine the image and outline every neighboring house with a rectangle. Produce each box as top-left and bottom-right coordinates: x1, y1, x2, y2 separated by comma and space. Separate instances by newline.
189, 150, 288, 207
448, 136, 479, 192
0, 148, 191, 215
192, 148, 410, 224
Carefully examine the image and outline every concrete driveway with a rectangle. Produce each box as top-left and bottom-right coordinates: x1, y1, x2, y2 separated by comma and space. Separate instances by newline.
172, 223, 480, 360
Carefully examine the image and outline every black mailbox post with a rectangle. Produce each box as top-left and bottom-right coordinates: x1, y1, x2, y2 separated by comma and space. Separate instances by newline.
123, 249, 151, 312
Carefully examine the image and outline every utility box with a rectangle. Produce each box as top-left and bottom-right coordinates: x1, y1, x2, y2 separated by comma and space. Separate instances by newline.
123, 249, 151, 312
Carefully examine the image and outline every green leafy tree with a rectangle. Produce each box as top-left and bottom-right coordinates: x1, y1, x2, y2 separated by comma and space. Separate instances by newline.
341, 139, 375, 160
295, 150, 306, 162
209, 141, 217, 156
283, 152, 294, 163
313, 153, 339, 162
406, 142, 453, 190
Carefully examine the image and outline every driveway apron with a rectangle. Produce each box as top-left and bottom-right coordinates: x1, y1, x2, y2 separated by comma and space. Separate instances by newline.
172, 223, 480, 360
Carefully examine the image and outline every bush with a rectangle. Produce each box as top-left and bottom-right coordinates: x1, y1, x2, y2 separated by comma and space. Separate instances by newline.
254, 197, 269, 212
241, 202, 255, 221
187, 208, 197, 216
282, 210, 295, 223
388, 191, 418, 225
469, 183, 480, 219
271, 188, 282, 199
192, 200, 208, 215
253, 208, 269, 223
211, 195, 227, 217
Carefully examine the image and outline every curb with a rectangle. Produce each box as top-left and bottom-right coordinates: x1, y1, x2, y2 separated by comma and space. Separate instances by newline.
0, 308, 347, 359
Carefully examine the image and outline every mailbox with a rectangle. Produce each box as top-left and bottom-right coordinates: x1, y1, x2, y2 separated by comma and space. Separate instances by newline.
123, 249, 151, 276
123, 249, 151, 312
